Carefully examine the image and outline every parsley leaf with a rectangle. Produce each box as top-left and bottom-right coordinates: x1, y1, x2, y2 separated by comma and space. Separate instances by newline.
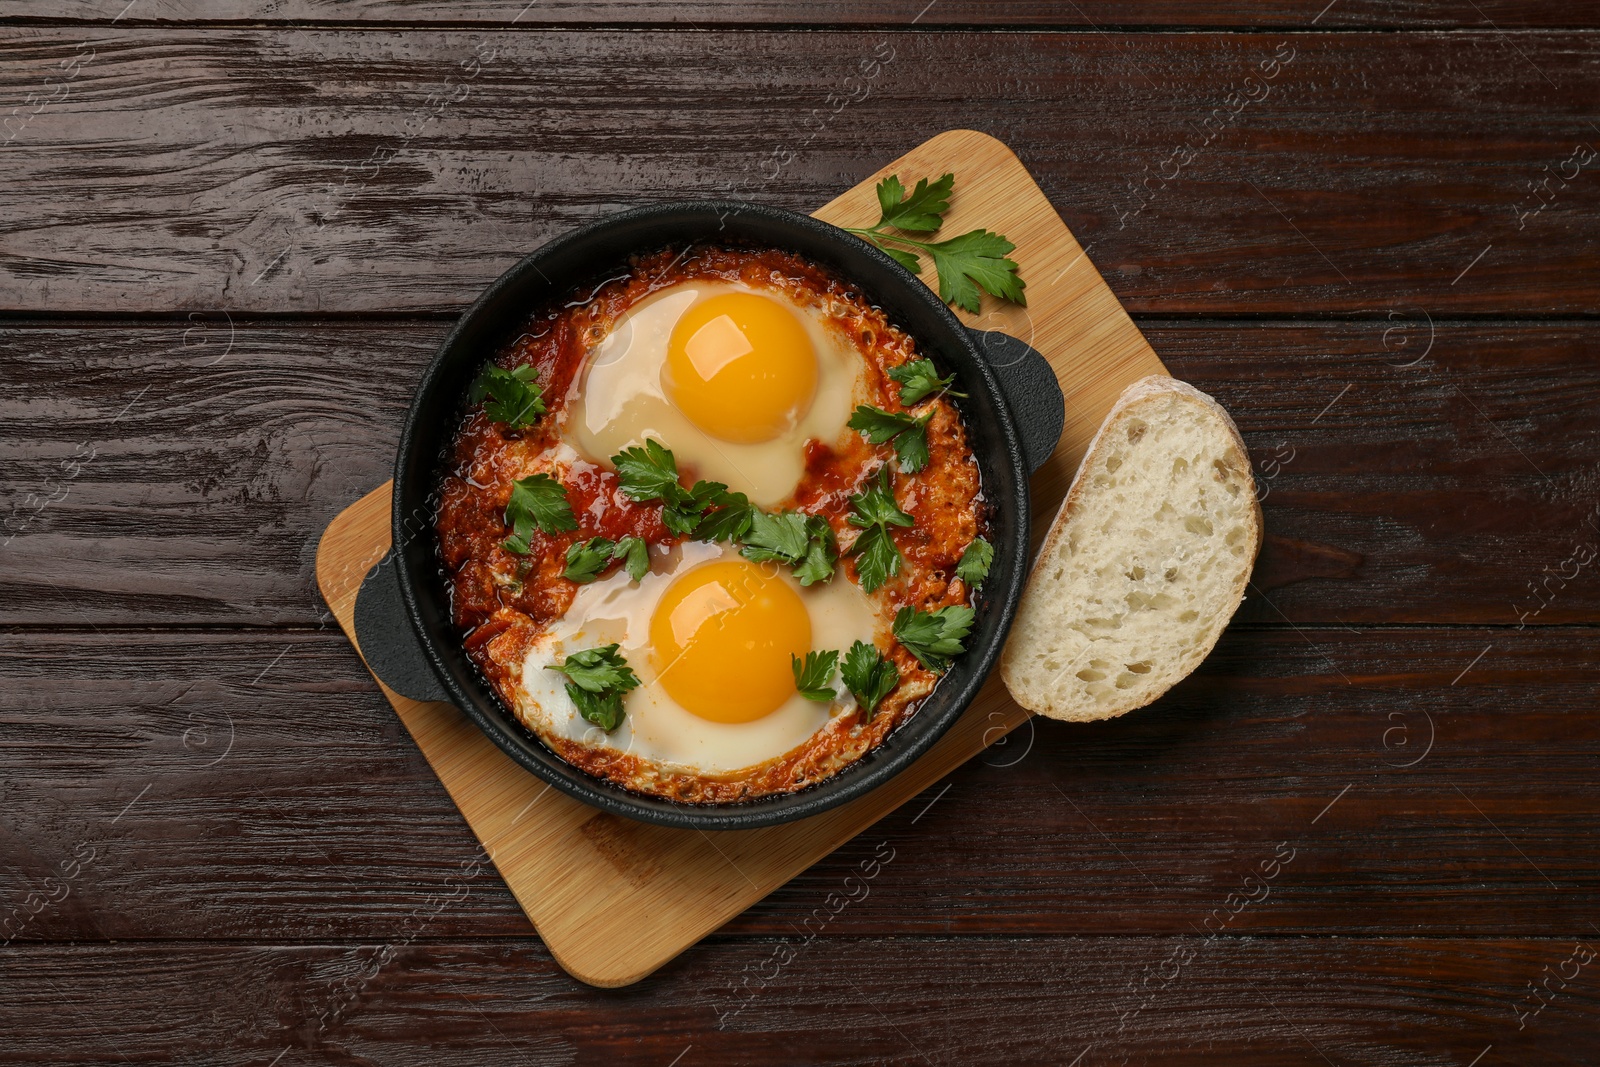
548, 643, 640, 694
792, 515, 838, 587
741, 510, 810, 564
504, 473, 577, 554
848, 468, 914, 530
791, 649, 840, 702
847, 404, 933, 474
847, 469, 912, 594
563, 536, 616, 584
470, 363, 546, 428
851, 526, 901, 595
846, 172, 1027, 314
737, 509, 836, 585
694, 488, 756, 543
663, 478, 728, 536
955, 536, 993, 589
888, 359, 964, 406
660, 504, 699, 536
611, 440, 737, 535
892, 605, 975, 673
607, 437, 835, 584
893, 420, 930, 473
848, 404, 917, 445
841, 639, 898, 720
564, 536, 651, 583
546, 643, 641, 731
925, 229, 1027, 315
874, 172, 953, 233
612, 439, 683, 503
614, 535, 649, 581
881, 245, 922, 273
565, 687, 624, 731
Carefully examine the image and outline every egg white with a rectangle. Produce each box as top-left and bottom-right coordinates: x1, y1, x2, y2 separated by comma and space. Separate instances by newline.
566, 281, 865, 509
517, 541, 881, 776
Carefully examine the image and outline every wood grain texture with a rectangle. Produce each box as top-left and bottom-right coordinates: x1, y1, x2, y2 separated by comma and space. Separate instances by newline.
4, 320, 1597, 627
1, 29, 1597, 314
4, 626, 1596, 942
3, 13, 1595, 1060
2, 939, 1596, 1065
4, 0, 1596, 28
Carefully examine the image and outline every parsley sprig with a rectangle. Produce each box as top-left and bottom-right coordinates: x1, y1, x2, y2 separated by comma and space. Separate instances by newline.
546, 644, 640, 731
608, 439, 835, 585
841, 640, 898, 720
612, 438, 681, 501
955, 536, 993, 589
791, 519, 840, 587
613, 440, 711, 535
741, 510, 837, 587
694, 491, 757, 543
892, 605, 975, 674
845, 173, 1027, 315
791, 649, 840, 703
615, 536, 649, 581
611, 439, 755, 538
792, 643, 899, 717
847, 468, 913, 594
470, 363, 546, 429
504, 473, 577, 554
848, 404, 932, 474
739, 509, 807, 563
563, 535, 650, 584
889, 359, 964, 406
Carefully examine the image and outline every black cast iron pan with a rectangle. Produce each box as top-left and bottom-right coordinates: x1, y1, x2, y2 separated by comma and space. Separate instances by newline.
353, 201, 1064, 830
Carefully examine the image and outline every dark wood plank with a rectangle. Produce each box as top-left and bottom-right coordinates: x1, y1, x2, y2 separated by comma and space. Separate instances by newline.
1, 29, 1597, 315
0, 319, 421, 627
3, 0, 1594, 29
2, 938, 1595, 1064
4, 320, 1597, 627
0, 629, 519, 942
3, 627, 1595, 942
1175, 319, 1600, 629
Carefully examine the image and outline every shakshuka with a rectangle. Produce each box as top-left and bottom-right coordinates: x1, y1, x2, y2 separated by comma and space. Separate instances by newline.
434, 245, 993, 804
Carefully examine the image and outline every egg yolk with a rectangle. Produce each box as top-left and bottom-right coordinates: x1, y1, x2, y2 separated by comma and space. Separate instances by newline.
663, 291, 818, 444
649, 558, 812, 724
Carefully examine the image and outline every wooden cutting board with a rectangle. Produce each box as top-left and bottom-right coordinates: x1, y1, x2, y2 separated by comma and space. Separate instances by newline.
314, 128, 1166, 987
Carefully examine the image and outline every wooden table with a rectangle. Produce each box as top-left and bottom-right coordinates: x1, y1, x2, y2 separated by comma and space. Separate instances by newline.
3, 4, 1597, 1063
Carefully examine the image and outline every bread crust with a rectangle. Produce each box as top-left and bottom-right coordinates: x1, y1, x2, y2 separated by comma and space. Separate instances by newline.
1000, 375, 1262, 721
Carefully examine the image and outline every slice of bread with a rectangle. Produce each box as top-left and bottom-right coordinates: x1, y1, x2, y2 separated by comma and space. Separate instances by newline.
1001, 375, 1261, 722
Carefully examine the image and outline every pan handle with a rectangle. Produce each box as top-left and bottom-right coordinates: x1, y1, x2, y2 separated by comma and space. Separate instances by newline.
353, 549, 451, 703
965, 327, 1064, 473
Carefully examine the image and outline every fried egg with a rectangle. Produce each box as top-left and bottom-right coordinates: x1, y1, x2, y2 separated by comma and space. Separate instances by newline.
517, 540, 881, 775
567, 281, 865, 508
